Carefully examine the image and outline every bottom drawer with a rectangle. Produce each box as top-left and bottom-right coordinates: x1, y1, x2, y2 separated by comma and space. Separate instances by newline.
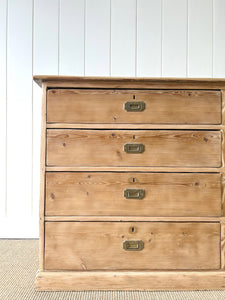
45, 222, 220, 271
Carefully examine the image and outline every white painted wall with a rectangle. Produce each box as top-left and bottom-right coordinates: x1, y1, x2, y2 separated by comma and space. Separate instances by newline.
1, 0, 225, 238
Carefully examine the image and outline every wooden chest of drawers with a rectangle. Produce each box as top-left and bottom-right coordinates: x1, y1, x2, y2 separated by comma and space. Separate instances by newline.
34, 76, 225, 291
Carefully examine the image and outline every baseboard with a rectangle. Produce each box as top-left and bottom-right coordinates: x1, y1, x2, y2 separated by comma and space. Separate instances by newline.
35, 270, 225, 291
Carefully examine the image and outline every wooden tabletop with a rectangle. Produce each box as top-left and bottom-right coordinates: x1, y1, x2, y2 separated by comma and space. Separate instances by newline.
33, 75, 225, 89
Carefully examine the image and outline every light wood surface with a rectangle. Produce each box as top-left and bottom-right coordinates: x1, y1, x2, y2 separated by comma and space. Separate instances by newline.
221, 222, 225, 269
44, 216, 223, 222
222, 173, 225, 216
46, 166, 221, 172
47, 129, 221, 167
47, 123, 223, 130
47, 89, 221, 124
35, 270, 225, 291
46, 172, 221, 217
35, 76, 225, 291
222, 90, 225, 125
39, 83, 47, 270
45, 222, 220, 271
34, 75, 225, 89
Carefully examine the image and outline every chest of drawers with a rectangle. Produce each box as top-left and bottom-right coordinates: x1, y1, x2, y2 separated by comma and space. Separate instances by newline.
34, 76, 225, 291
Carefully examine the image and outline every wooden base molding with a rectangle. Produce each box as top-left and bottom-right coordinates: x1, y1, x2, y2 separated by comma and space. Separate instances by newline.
35, 271, 225, 291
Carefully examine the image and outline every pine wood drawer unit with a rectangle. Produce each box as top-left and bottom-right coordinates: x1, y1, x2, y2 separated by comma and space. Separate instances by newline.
34, 76, 225, 291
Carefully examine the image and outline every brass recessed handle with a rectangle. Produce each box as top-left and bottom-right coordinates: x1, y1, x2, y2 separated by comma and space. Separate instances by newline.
124, 101, 146, 112
124, 143, 145, 153
123, 240, 144, 251
124, 189, 145, 200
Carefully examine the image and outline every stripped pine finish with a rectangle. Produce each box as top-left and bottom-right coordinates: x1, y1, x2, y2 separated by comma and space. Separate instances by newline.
47, 89, 221, 124
34, 76, 225, 290
46, 172, 221, 217
35, 271, 225, 291
45, 222, 220, 271
47, 129, 221, 167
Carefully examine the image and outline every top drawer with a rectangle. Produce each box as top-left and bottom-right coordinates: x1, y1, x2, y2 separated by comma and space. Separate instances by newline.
47, 89, 221, 124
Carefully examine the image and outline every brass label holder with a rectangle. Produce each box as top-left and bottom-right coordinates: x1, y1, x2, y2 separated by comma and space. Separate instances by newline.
124, 143, 145, 153
124, 189, 145, 200
124, 101, 146, 112
123, 240, 144, 251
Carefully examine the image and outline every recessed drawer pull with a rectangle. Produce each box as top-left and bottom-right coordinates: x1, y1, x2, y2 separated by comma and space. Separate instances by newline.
123, 240, 144, 251
124, 101, 146, 112
124, 143, 145, 153
124, 189, 145, 200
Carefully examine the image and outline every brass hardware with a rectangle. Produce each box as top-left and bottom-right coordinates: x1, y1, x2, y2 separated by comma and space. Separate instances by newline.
123, 240, 144, 251
124, 143, 145, 153
124, 189, 145, 200
124, 101, 146, 112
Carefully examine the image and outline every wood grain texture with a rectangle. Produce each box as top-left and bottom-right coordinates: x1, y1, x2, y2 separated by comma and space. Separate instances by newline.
46, 172, 221, 217
44, 216, 223, 222
33, 75, 225, 89
35, 270, 225, 291
36, 76, 225, 290
221, 222, 225, 269
45, 222, 220, 271
222, 174, 225, 217
222, 130, 225, 169
47, 89, 221, 124
222, 90, 225, 124
46, 166, 221, 173
39, 83, 47, 270
47, 123, 223, 130
46, 129, 221, 167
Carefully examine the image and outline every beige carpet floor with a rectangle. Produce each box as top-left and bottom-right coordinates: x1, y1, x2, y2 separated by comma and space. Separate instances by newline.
1, 240, 225, 300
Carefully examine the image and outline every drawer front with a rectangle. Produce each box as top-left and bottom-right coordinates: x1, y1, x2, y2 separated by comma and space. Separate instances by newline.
47, 129, 221, 167
47, 89, 221, 124
46, 172, 221, 217
45, 222, 221, 270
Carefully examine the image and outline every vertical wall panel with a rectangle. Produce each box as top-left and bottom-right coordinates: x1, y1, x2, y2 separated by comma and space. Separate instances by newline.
0, 0, 7, 216
59, 0, 84, 75
188, 0, 213, 77
85, 0, 110, 75
137, 0, 162, 76
32, 83, 41, 234
213, 0, 225, 77
33, 0, 58, 75
32, 0, 59, 236
162, 0, 187, 77
1, 0, 225, 237
111, 0, 136, 76
7, 0, 33, 217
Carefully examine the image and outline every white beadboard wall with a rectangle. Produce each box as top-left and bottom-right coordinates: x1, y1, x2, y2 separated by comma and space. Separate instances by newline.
1, 0, 225, 237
